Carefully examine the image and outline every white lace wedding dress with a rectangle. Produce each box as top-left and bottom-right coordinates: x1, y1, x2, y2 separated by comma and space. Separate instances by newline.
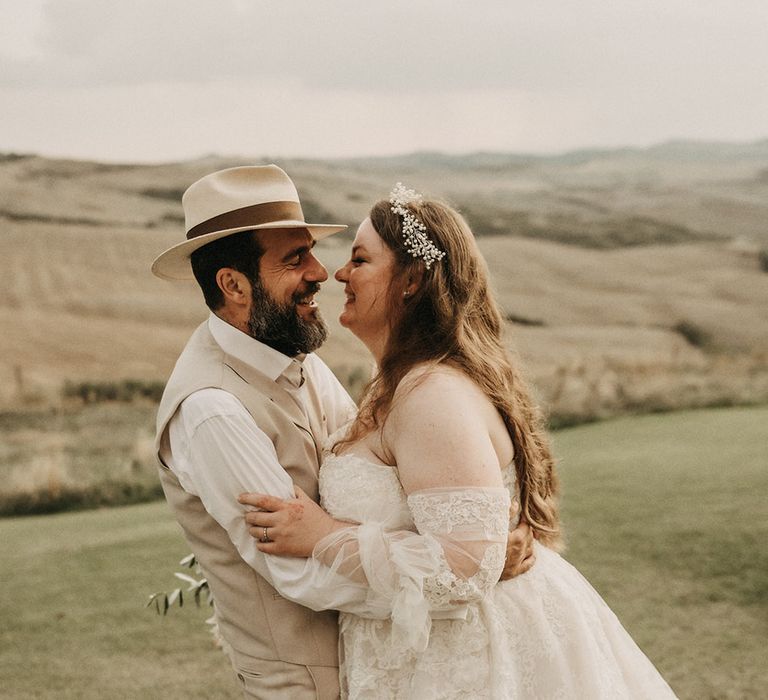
307, 447, 677, 699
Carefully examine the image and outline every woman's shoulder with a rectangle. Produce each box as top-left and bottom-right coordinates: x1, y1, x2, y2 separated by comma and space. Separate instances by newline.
386, 363, 507, 491
398, 361, 483, 392
392, 362, 488, 418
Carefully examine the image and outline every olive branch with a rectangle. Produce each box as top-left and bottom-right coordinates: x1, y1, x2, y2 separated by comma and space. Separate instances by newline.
146, 553, 213, 615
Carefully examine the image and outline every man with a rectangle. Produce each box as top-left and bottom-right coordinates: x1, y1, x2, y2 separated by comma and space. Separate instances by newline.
151, 165, 534, 699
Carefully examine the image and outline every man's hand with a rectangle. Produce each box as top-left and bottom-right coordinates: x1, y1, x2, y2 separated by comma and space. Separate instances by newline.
499, 502, 535, 581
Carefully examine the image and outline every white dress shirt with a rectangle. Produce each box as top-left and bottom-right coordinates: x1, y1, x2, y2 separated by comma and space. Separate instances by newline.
160, 313, 380, 613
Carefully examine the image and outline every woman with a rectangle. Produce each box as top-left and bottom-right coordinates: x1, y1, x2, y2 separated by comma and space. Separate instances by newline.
239, 184, 677, 698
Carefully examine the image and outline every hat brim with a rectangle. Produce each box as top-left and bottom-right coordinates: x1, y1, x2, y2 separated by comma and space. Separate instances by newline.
151, 220, 348, 281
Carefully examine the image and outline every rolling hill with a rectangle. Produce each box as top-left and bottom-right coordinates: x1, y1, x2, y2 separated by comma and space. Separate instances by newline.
1, 141, 767, 419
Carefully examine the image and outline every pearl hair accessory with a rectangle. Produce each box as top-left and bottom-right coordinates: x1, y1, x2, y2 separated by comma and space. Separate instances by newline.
389, 182, 446, 270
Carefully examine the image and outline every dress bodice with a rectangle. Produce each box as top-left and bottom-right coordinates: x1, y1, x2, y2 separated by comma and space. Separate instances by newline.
319, 450, 519, 530
319, 453, 412, 529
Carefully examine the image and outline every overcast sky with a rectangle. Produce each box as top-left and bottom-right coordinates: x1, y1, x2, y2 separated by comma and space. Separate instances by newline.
1, 0, 767, 162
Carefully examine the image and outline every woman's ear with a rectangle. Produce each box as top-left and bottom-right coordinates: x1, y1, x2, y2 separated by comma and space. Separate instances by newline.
404, 268, 424, 297
216, 268, 251, 307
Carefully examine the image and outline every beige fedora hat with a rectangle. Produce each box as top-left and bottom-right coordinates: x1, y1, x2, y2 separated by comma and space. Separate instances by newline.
151, 164, 347, 280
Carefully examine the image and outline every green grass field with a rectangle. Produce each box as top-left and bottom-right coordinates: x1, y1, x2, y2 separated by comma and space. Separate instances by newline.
556, 406, 767, 699
1, 406, 765, 699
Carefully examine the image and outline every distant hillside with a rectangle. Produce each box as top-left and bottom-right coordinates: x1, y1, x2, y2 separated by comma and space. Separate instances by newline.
4, 138, 768, 251
323, 138, 768, 167
1, 143, 767, 419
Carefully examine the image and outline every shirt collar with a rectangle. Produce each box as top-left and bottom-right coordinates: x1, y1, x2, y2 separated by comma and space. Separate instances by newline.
208, 312, 305, 384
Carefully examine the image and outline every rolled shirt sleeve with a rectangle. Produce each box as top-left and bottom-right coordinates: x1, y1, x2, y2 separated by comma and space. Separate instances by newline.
167, 387, 381, 615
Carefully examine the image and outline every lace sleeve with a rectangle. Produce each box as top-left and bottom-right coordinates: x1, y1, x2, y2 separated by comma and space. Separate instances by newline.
311, 486, 510, 651
408, 488, 510, 608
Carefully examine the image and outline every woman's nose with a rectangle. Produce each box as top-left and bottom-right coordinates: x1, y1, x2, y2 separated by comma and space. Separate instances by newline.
334, 264, 349, 283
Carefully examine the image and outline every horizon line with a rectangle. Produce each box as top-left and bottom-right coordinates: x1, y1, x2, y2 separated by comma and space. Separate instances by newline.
1, 135, 767, 167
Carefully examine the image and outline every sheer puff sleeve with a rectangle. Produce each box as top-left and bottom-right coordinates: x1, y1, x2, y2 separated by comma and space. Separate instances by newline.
311, 485, 510, 652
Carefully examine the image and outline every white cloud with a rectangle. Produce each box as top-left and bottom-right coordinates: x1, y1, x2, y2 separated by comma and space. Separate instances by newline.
0, 0, 766, 159
4, 0, 764, 91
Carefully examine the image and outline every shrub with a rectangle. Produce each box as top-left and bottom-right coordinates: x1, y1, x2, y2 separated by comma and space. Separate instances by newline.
673, 321, 711, 348
759, 249, 768, 273
504, 311, 546, 326
0, 480, 163, 517
62, 379, 165, 404
141, 187, 185, 201
547, 413, 600, 430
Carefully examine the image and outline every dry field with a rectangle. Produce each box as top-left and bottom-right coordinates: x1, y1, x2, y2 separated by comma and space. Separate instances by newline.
1, 145, 767, 419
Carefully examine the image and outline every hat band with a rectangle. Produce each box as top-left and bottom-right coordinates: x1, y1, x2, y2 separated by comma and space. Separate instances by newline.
186, 200, 304, 240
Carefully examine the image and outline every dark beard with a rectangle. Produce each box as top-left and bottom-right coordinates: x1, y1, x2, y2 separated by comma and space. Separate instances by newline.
247, 278, 328, 356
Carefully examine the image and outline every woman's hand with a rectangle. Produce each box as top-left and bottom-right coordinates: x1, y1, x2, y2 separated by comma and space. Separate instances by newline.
238, 485, 349, 557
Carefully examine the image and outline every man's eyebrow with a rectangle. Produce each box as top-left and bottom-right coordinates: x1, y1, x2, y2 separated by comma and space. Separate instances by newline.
280, 242, 314, 262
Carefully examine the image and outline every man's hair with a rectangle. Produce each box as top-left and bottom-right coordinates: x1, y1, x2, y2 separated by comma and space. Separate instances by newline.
190, 231, 264, 310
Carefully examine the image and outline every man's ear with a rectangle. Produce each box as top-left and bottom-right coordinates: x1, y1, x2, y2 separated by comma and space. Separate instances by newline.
216, 268, 251, 307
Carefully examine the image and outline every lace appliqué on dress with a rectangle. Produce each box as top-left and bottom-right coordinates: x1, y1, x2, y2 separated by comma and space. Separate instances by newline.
407, 489, 510, 610
408, 488, 511, 536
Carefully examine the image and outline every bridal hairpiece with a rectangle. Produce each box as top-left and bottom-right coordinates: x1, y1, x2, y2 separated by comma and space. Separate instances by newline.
389, 182, 446, 269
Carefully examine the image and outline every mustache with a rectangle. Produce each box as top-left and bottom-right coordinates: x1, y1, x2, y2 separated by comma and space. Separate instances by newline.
292, 282, 321, 302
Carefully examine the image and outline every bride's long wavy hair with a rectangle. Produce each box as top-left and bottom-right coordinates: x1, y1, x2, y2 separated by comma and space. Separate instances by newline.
335, 197, 562, 549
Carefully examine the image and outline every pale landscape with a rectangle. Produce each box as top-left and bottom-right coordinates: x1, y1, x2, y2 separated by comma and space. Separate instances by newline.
2, 142, 768, 414
1, 142, 767, 698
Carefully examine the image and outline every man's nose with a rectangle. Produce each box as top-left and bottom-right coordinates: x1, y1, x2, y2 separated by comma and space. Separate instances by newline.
305, 253, 328, 282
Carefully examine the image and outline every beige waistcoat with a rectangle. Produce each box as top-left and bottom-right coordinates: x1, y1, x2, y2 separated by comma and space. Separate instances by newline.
155, 322, 339, 668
